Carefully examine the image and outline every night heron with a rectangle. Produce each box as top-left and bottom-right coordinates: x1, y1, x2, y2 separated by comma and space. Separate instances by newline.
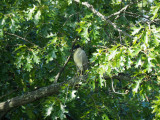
73, 45, 88, 75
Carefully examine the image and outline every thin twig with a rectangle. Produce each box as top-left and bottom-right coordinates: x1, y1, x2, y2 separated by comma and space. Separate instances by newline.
0, 89, 18, 100
119, 31, 122, 44
111, 78, 128, 95
106, 5, 130, 19
125, 11, 160, 24
145, 95, 149, 102
63, 12, 80, 27
5, 32, 40, 48
54, 55, 72, 83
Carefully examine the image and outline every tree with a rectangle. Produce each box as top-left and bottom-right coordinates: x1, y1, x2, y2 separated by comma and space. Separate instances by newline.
0, 0, 160, 119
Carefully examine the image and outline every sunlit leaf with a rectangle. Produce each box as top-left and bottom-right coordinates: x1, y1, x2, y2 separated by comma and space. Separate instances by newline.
34, 10, 41, 24
0, 29, 3, 37
108, 49, 117, 60
151, 6, 160, 20
28, 5, 36, 20
32, 51, 40, 64
135, 56, 142, 68
46, 106, 53, 116
45, 50, 57, 63
131, 25, 143, 35
133, 79, 142, 94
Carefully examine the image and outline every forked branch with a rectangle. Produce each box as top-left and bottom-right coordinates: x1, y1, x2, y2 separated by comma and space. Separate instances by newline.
74, 0, 133, 39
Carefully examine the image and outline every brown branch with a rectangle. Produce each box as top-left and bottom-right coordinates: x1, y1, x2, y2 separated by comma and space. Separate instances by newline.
0, 38, 80, 114
74, 0, 133, 39
106, 5, 129, 19
54, 55, 72, 83
0, 75, 86, 113
54, 38, 78, 83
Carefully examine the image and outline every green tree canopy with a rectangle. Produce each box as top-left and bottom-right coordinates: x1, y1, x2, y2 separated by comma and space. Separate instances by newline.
0, 0, 160, 119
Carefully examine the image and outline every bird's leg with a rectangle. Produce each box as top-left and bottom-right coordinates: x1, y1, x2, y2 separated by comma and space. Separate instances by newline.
77, 70, 80, 76
76, 66, 80, 76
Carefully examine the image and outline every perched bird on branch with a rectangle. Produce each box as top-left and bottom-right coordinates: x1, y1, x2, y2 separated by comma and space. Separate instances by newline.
73, 45, 88, 75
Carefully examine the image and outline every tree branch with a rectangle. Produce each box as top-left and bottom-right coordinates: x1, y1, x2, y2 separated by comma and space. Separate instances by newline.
0, 75, 86, 113
106, 5, 129, 19
0, 38, 80, 113
54, 38, 78, 83
5, 32, 40, 48
74, 0, 133, 39
125, 11, 160, 24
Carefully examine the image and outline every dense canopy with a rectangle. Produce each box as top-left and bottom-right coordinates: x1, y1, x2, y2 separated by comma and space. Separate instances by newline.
0, 0, 160, 119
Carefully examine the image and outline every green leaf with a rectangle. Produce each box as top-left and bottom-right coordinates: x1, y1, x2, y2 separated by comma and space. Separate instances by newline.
131, 25, 143, 35
135, 56, 142, 68
108, 49, 117, 60
146, 57, 154, 72
46, 105, 53, 116
34, 10, 41, 24
151, 6, 160, 20
153, 33, 160, 46
32, 51, 40, 64
1, 18, 6, 25
102, 114, 109, 120
45, 50, 57, 63
14, 45, 27, 52
26, 107, 36, 119
126, 56, 132, 69
144, 31, 149, 44
76, 27, 82, 33
28, 5, 36, 20
132, 47, 141, 56
68, 0, 72, 5
133, 79, 142, 94
99, 77, 105, 88
10, 19, 16, 33
24, 63, 33, 71
81, 27, 89, 40
0, 29, 3, 37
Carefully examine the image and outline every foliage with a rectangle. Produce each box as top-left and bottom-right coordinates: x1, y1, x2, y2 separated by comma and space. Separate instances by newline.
0, 0, 160, 119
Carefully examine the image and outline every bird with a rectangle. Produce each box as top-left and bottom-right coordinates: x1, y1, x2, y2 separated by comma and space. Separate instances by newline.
73, 45, 88, 75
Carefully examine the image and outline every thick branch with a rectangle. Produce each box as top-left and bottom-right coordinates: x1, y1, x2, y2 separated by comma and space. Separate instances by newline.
74, 0, 133, 39
0, 76, 86, 113
0, 36, 80, 114
0, 37, 79, 113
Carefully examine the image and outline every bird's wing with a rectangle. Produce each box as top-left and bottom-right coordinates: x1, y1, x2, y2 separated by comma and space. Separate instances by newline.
81, 50, 88, 70
74, 48, 83, 67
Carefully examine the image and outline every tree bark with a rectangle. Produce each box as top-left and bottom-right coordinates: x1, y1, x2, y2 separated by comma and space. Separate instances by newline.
0, 76, 84, 113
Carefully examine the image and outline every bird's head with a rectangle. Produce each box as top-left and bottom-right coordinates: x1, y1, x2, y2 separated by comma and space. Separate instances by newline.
73, 44, 81, 51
